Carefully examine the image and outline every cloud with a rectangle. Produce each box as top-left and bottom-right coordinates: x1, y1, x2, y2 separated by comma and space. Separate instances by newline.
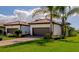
14, 10, 28, 21
13, 9, 33, 22
0, 14, 6, 17
13, 7, 45, 22
0, 14, 17, 23
0, 7, 47, 23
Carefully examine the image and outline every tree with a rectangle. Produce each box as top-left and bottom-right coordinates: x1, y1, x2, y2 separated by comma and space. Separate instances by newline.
15, 30, 22, 37
68, 27, 77, 36
32, 6, 79, 39
57, 6, 79, 38
32, 6, 60, 38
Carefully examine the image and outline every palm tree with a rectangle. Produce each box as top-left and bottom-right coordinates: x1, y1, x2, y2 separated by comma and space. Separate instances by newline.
32, 6, 60, 38
58, 6, 79, 38
57, 6, 69, 38
32, 6, 79, 39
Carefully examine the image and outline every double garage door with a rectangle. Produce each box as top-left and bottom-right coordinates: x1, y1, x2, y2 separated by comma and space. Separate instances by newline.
32, 27, 50, 36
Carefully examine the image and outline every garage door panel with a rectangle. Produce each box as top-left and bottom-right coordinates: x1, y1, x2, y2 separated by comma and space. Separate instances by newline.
33, 28, 50, 36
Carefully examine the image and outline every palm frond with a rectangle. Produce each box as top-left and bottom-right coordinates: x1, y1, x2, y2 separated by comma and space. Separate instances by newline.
32, 7, 49, 18
47, 13, 60, 18
67, 7, 79, 16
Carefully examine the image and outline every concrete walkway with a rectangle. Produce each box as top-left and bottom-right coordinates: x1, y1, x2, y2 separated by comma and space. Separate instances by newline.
0, 37, 39, 46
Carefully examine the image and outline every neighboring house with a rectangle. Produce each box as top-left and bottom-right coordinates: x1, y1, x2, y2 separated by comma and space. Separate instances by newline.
29, 19, 62, 36
0, 24, 5, 34
4, 21, 30, 35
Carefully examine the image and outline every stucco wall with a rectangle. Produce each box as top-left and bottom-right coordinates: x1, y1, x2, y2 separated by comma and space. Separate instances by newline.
5, 25, 20, 33
30, 24, 50, 35
53, 24, 61, 35
5, 25, 20, 29
5, 25, 30, 34
30, 24, 61, 36
21, 26, 30, 34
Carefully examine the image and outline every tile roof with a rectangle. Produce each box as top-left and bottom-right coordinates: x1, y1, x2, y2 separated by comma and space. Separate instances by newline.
4, 21, 29, 26
29, 19, 62, 25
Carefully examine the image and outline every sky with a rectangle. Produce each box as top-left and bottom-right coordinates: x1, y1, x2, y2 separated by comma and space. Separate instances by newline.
0, 6, 39, 15
0, 6, 41, 23
0, 6, 79, 30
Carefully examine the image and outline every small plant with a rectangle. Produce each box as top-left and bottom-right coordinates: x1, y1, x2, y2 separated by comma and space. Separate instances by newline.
68, 27, 77, 37
43, 33, 52, 41
3, 31, 6, 35
7, 34, 16, 37
0, 30, 3, 35
0, 36, 3, 41
15, 30, 22, 37
36, 38, 46, 46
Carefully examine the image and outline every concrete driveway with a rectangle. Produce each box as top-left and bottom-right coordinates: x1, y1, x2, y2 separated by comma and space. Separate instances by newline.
0, 37, 40, 46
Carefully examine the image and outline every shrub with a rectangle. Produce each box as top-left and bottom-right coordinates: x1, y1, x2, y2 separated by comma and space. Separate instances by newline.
43, 33, 52, 41
21, 34, 29, 37
70, 31, 77, 36
7, 34, 16, 37
0, 36, 3, 41
3, 31, 6, 35
15, 30, 22, 37
0, 30, 3, 35
68, 27, 77, 37
36, 38, 46, 46
53, 35, 62, 40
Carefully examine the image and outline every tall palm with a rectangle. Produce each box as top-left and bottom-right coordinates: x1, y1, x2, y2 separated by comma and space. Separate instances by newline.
32, 6, 60, 38
58, 6, 79, 38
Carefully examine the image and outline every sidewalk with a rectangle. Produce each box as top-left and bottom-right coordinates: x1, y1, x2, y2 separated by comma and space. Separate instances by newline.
0, 37, 39, 46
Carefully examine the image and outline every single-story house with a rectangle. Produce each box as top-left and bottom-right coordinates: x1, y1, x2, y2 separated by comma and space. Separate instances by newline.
29, 19, 62, 36
4, 21, 30, 35
0, 24, 5, 34
0, 19, 70, 37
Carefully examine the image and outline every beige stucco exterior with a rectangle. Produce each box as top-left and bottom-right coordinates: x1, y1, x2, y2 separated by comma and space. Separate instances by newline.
30, 24, 50, 35
5, 25, 20, 29
5, 25, 30, 34
5, 25, 20, 34
0, 27, 5, 32
0, 24, 5, 32
53, 24, 61, 35
30, 23, 62, 36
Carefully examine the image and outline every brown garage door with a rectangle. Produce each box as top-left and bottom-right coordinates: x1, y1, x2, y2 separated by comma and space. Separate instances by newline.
33, 27, 50, 36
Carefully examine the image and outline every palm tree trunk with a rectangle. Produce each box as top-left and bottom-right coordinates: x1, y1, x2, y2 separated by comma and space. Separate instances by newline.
64, 23, 67, 37
49, 20, 53, 38
62, 17, 65, 39
49, 12, 53, 38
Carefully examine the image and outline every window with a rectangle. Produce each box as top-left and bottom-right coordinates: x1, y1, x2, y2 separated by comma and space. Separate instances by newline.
7, 28, 18, 34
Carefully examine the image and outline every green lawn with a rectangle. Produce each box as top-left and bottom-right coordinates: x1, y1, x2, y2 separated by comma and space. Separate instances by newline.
0, 35, 15, 40
0, 35, 79, 52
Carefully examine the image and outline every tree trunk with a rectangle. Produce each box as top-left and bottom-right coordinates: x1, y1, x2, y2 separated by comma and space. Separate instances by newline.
64, 23, 67, 37
61, 17, 65, 39
49, 12, 53, 39
49, 20, 53, 38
